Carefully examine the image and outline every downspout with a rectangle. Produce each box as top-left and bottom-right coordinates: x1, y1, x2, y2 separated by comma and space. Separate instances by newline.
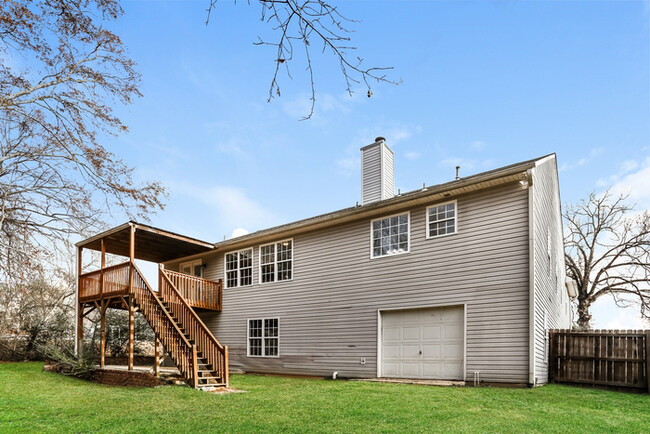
527, 167, 536, 386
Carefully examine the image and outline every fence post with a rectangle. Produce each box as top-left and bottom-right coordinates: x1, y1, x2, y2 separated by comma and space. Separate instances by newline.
548, 330, 555, 383
645, 330, 650, 393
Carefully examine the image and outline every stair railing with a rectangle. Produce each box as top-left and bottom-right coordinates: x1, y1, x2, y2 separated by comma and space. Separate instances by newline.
159, 265, 229, 386
130, 262, 199, 388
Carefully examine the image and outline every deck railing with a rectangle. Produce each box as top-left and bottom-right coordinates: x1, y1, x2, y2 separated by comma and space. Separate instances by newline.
79, 263, 222, 312
79, 261, 131, 301
162, 269, 222, 311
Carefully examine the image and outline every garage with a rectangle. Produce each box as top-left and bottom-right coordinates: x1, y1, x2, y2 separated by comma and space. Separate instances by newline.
380, 306, 465, 380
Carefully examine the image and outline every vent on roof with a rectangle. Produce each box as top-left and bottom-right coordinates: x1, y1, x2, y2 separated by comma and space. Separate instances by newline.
360, 137, 395, 205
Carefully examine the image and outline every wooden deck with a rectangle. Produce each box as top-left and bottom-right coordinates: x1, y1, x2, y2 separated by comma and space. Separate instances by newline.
76, 222, 228, 389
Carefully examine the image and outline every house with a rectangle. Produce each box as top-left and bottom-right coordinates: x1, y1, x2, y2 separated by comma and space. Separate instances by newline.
75, 138, 572, 388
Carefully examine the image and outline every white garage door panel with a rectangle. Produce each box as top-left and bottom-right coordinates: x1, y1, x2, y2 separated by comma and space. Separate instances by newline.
381, 306, 464, 380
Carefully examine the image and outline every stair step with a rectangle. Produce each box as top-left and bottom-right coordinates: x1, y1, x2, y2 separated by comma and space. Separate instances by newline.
196, 383, 227, 390
197, 376, 222, 382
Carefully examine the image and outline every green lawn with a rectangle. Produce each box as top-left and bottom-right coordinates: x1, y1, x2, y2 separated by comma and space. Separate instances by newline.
0, 363, 648, 433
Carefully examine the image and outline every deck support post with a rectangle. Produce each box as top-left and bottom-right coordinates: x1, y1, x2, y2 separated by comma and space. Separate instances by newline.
100, 300, 107, 368
76, 303, 84, 359
128, 224, 135, 371
224, 345, 229, 387
191, 345, 198, 388
75, 246, 83, 357
128, 296, 135, 371
154, 338, 160, 377
100, 238, 105, 297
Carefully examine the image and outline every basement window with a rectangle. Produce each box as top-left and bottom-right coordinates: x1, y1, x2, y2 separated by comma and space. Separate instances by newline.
371, 212, 410, 258
247, 318, 279, 357
426, 200, 457, 238
224, 248, 253, 288
259, 239, 293, 283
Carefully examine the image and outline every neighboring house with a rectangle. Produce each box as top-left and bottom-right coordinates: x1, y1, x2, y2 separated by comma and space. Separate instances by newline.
159, 138, 572, 385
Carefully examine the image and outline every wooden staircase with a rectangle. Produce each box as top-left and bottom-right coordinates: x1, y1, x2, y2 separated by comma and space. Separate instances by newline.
130, 263, 228, 390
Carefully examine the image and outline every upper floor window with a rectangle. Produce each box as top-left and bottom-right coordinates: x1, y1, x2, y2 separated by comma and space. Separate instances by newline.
426, 201, 457, 238
259, 239, 293, 283
371, 212, 409, 258
225, 248, 253, 288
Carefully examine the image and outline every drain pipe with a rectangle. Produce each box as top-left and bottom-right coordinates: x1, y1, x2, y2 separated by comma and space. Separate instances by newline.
473, 371, 480, 387
332, 371, 338, 380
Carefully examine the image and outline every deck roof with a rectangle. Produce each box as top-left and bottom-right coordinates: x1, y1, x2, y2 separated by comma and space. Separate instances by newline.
76, 221, 214, 263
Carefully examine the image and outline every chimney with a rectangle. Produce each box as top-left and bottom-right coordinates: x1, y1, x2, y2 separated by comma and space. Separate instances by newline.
360, 137, 395, 205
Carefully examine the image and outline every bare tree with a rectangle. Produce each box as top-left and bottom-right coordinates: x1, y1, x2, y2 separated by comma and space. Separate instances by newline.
0, 1, 166, 357
0, 1, 166, 277
207, 0, 399, 119
564, 190, 650, 329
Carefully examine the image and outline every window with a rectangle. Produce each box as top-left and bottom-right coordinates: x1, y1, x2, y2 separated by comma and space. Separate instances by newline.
371, 212, 409, 258
180, 259, 202, 277
247, 318, 279, 357
426, 200, 457, 238
224, 249, 253, 288
259, 239, 293, 283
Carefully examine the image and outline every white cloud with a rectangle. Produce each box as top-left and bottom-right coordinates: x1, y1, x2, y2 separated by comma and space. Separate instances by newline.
470, 141, 487, 151
337, 157, 359, 170
335, 123, 420, 176
559, 147, 604, 172
605, 157, 650, 209
619, 159, 639, 174
230, 228, 249, 238
439, 157, 496, 174
182, 184, 280, 235
282, 91, 363, 120
215, 138, 245, 157
591, 296, 647, 329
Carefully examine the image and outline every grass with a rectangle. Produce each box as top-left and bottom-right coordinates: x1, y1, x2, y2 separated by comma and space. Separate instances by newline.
0, 363, 648, 433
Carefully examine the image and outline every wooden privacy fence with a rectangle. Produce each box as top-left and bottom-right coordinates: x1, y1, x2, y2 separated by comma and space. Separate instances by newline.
549, 329, 650, 392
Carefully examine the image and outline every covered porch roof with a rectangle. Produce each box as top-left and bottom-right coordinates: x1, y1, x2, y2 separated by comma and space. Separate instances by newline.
76, 221, 214, 263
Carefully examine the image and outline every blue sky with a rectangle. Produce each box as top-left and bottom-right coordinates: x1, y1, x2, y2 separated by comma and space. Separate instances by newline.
104, 1, 649, 327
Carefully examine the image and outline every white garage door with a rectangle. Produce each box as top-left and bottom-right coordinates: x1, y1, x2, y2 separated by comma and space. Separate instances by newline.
381, 306, 464, 380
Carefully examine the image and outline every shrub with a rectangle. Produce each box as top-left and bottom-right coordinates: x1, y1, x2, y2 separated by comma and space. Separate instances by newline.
40, 345, 97, 380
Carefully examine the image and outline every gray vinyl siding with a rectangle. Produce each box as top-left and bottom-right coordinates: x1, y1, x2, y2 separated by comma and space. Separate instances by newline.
531, 156, 570, 384
167, 183, 531, 383
361, 144, 382, 205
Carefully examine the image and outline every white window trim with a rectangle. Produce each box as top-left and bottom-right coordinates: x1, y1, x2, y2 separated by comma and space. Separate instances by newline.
425, 199, 458, 239
179, 259, 202, 277
258, 238, 294, 284
223, 248, 254, 289
369, 211, 411, 259
246, 317, 280, 358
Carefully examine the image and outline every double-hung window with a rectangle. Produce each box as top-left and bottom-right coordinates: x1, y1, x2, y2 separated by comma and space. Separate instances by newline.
247, 318, 279, 357
259, 239, 293, 283
371, 212, 410, 258
224, 249, 253, 288
426, 200, 457, 238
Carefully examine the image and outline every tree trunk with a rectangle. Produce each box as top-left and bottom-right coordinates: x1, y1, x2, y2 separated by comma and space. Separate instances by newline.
576, 298, 593, 330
